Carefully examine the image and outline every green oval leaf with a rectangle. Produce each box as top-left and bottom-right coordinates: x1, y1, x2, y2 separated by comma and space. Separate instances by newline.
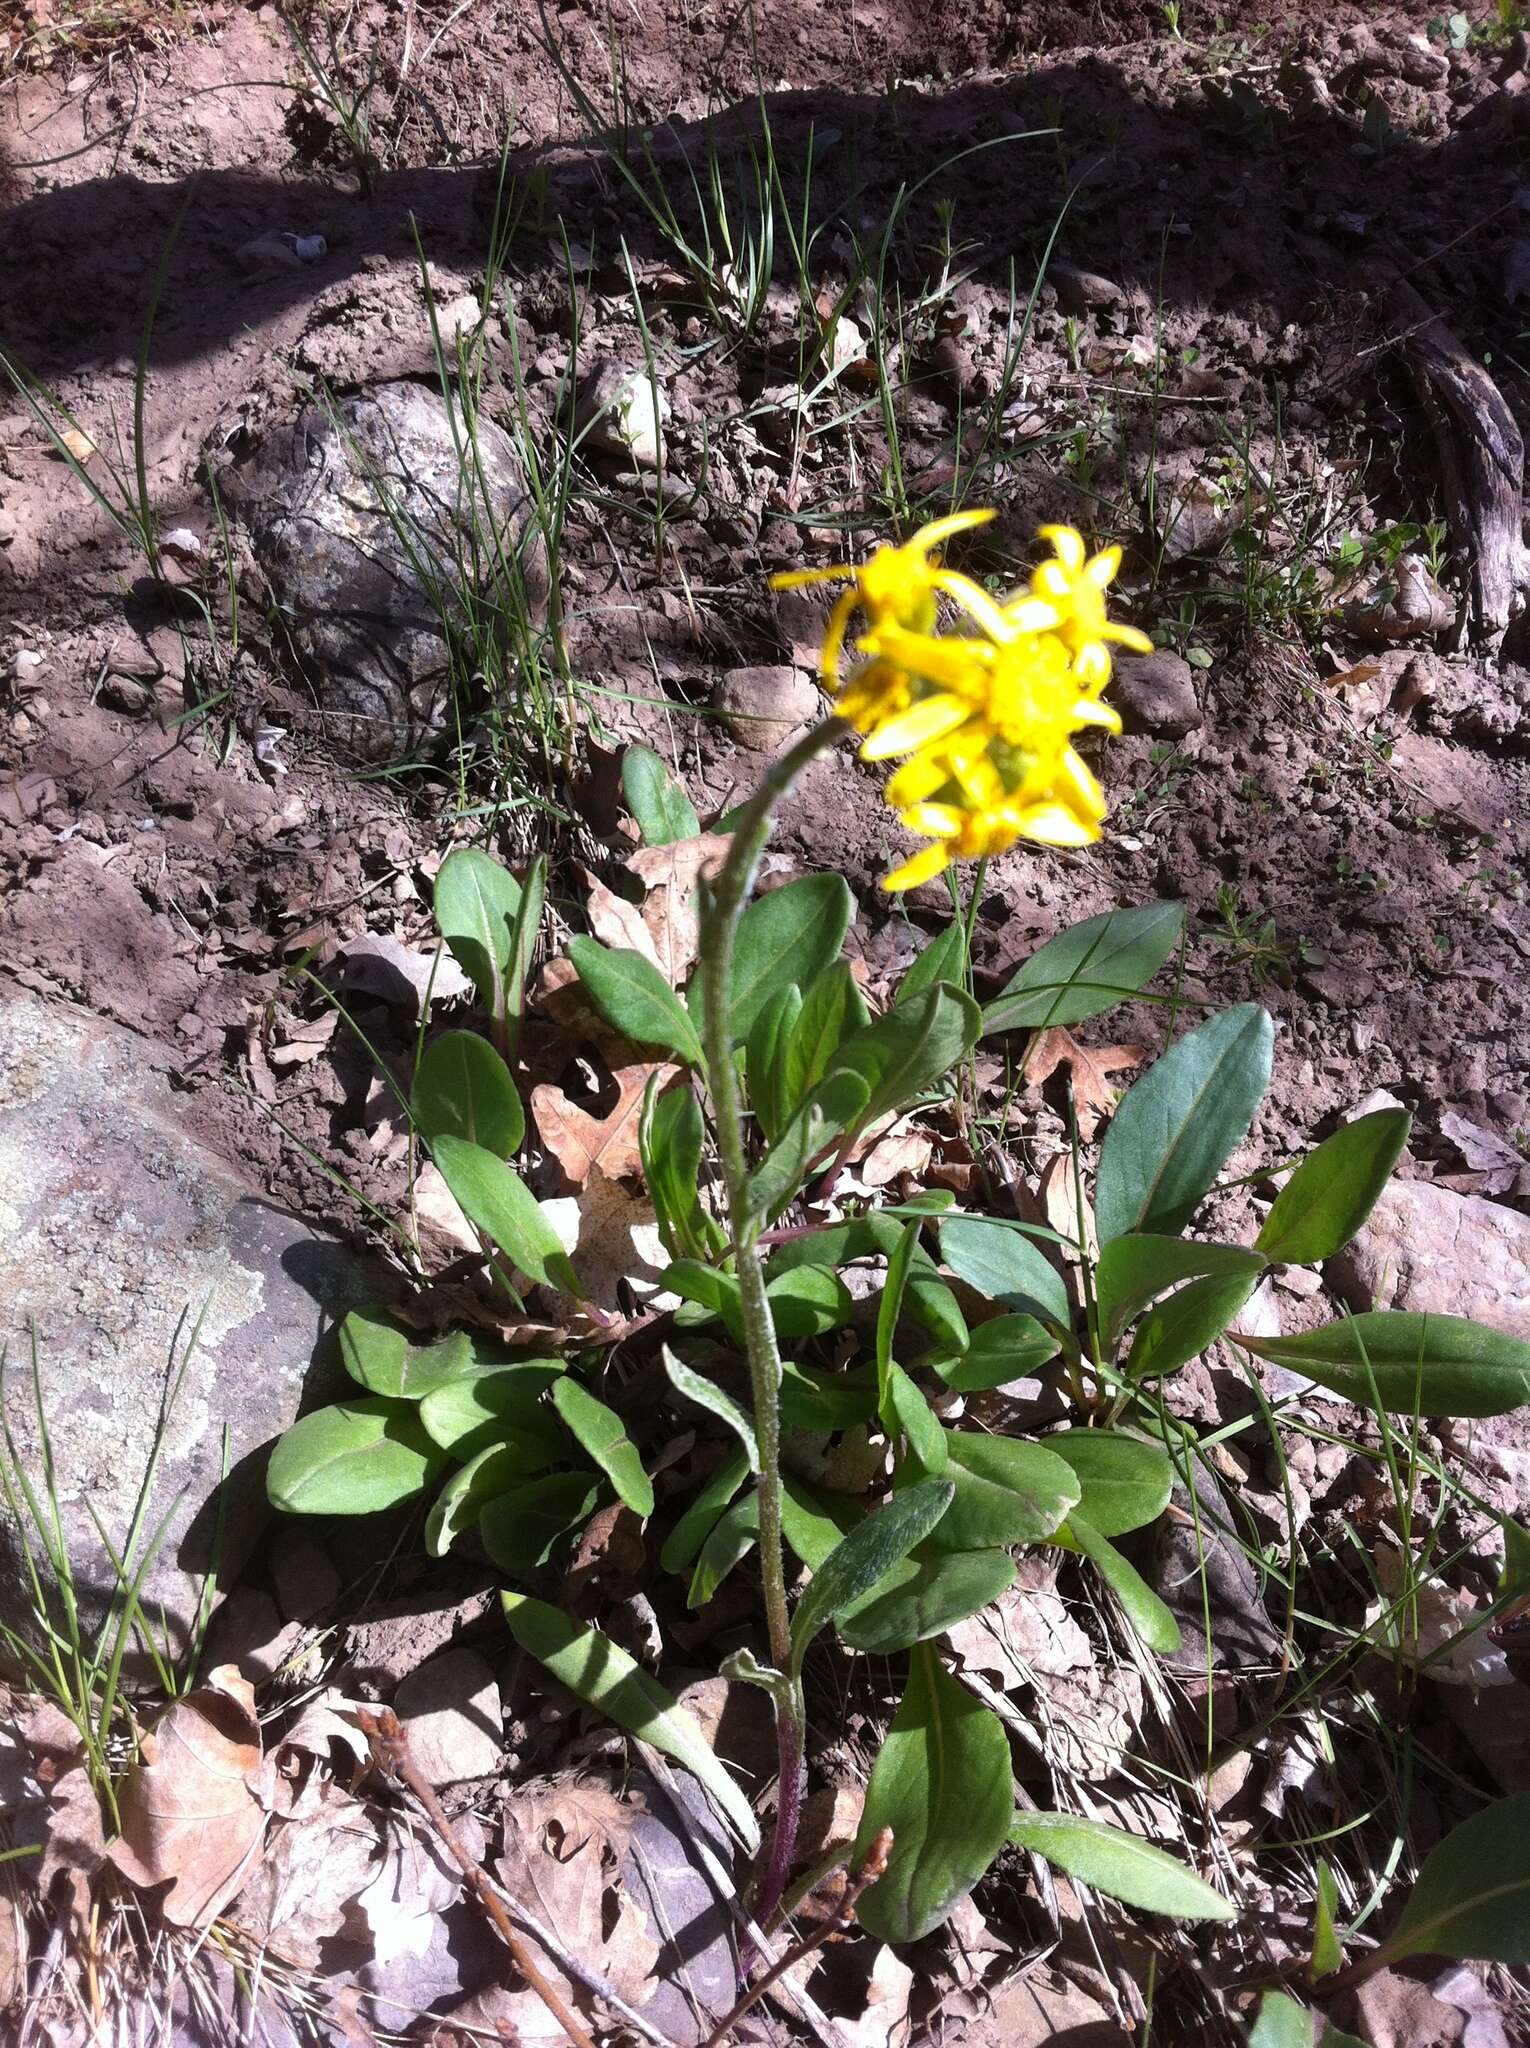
839, 1549, 1016, 1656
855, 1645, 1014, 1943
768, 1263, 853, 1339
727, 874, 853, 1041
501, 1594, 760, 1850
340, 1310, 477, 1400
426, 1438, 559, 1558
413, 1030, 525, 1156
789, 1479, 955, 1674
746, 1069, 869, 1221
926, 1434, 1080, 1552
432, 1136, 582, 1296
640, 1074, 712, 1260
906, 1271, 969, 1352
1008, 1811, 1233, 1919
417, 1362, 566, 1458
826, 983, 980, 1134
622, 743, 700, 846
1235, 1312, 1530, 1417
1095, 1234, 1266, 1348
569, 937, 705, 1064
745, 983, 803, 1147
895, 921, 968, 1007
267, 1399, 449, 1515
781, 1474, 859, 1568
434, 847, 521, 1022
659, 1449, 752, 1575
552, 1379, 654, 1516
778, 1361, 879, 1432
1247, 1992, 1318, 2048
1379, 1792, 1530, 1965
983, 902, 1184, 1036
338, 1306, 409, 1395
688, 1493, 759, 1606
1065, 1513, 1181, 1653
1255, 1109, 1412, 1266
786, 962, 870, 1106
933, 1314, 1060, 1393
1095, 1004, 1274, 1244
663, 1348, 759, 1471
939, 1216, 1070, 1326
1126, 1267, 1265, 1382
1044, 1431, 1173, 1537
480, 1472, 602, 1574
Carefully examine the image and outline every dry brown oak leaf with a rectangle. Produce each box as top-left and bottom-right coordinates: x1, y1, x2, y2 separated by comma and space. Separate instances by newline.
532, 1062, 673, 1187
1024, 1028, 1145, 1139
109, 1664, 269, 1927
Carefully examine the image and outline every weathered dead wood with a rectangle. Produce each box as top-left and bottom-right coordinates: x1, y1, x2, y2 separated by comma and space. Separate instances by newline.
1388, 277, 1530, 651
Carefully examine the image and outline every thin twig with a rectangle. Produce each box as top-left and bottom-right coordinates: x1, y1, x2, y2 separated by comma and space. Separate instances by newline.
698, 1829, 894, 2048
356, 1708, 599, 2048
479, 1871, 678, 2048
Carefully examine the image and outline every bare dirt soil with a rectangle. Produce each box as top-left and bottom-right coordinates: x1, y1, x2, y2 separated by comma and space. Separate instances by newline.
3, 0, 1530, 2040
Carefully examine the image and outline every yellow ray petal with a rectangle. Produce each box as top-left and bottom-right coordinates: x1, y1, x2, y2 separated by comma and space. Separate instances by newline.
1085, 544, 1123, 588
881, 843, 952, 892
932, 570, 1014, 641
885, 751, 952, 808
1103, 622, 1154, 652
1073, 643, 1112, 691
1016, 800, 1099, 848
1037, 523, 1086, 571
859, 692, 972, 760
908, 506, 996, 551
1059, 747, 1107, 820
1071, 696, 1123, 734
770, 564, 856, 590
899, 802, 964, 837
1000, 593, 1064, 634
820, 586, 860, 690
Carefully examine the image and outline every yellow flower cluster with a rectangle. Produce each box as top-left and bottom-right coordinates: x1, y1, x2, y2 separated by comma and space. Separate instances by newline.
773, 512, 1151, 891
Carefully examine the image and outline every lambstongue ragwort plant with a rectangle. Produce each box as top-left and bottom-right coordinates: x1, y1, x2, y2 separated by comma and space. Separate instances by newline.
268, 516, 1530, 2001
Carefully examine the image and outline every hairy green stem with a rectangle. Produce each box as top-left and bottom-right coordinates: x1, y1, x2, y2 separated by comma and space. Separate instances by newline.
698, 713, 846, 1923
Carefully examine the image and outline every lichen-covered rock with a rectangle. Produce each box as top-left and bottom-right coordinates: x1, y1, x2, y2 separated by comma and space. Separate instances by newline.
0, 988, 376, 1669
223, 381, 548, 760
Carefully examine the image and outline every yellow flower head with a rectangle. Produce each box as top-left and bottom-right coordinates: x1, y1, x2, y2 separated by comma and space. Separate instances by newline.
770, 509, 1002, 725
779, 513, 1150, 891
1020, 524, 1153, 691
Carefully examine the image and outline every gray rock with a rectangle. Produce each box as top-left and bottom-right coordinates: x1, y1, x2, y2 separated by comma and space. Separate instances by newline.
1326, 1179, 1530, 1334
1154, 1455, 1280, 1676
1111, 651, 1202, 738
392, 1646, 502, 1785
344, 1577, 500, 1693
0, 987, 375, 1672
224, 381, 548, 760
576, 358, 669, 468
1050, 263, 1125, 314
622, 1767, 737, 2045
716, 664, 820, 751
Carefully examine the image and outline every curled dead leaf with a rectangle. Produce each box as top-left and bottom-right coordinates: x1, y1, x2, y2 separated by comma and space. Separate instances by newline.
495, 1777, 659, 2037
109, 1665, 269, 1928
542, 1167, 675, 1314
583, 869, 663, 972
623, 832, 730, 988
226, 1783, 381, 1968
